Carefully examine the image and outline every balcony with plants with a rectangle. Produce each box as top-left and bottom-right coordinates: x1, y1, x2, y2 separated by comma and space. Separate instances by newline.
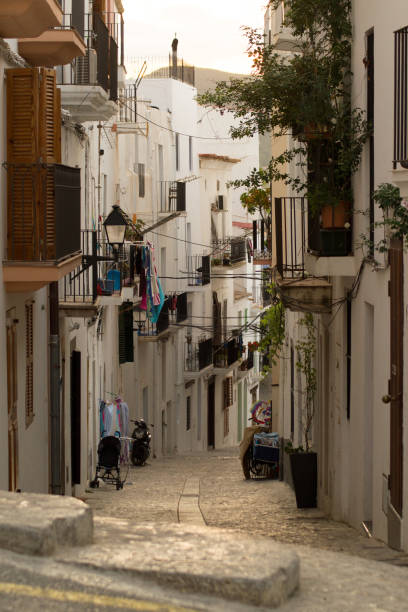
198, 0, 369, 285
56, 10, 122, 120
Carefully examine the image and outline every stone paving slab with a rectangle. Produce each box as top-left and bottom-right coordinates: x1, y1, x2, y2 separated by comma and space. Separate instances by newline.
0, 491, 93, 556
58, 519, 300, 608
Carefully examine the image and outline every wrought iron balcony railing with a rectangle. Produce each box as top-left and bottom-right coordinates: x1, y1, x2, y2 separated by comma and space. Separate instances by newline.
62, 231, 140, 304
4, 163, 80, 263
214, 334, 244, 368
186, 255, 211, 286
185, 336, 213, 372
135, 297, 171, 337
168, 292, 188, 324
212, 237, 247, 266
57, 12, 118, 100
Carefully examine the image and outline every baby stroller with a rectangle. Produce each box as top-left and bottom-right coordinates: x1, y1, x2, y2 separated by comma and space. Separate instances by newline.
90, 434, 124, 490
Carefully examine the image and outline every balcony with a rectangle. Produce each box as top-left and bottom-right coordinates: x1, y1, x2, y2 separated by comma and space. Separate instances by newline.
135, 298, 171, 341
56, 13, 118, 121
212, 237, 247, 267
214, 334, 244, 371
169, 292, 188, 325
0, 0, 62, 39
115, 87, 146, 134
185, 337, 213, 373
159, 181, 186, 213
267, 1, 299, 52
186, 255, 211, 289
18, 27, 86, 67
239, 350, 254, 374
60, 231, 140, 314
3, 163, 82, 292
275, 197, 332, 313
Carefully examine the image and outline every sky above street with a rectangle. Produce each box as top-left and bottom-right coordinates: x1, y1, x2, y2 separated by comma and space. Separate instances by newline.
122, 0, 267, 78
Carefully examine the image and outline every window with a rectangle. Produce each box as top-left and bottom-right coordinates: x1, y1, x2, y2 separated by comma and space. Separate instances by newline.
25, 301, 34, 428
186, 396, 191, 430
138, 163, 145, 198
189, 136, 193, 171
118, 301, 134, 364
223, 377, 233, 408
394, 27, 408, 168
175, 133, 180, 171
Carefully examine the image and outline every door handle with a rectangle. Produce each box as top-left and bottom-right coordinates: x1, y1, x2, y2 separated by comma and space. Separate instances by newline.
382, 393, 402, 404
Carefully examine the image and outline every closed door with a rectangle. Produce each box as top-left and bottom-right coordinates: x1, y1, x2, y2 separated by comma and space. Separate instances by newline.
6, 319, 18, 491
389, 241, 403, 516
70, 351, 81, 487
207, 380, 215, 448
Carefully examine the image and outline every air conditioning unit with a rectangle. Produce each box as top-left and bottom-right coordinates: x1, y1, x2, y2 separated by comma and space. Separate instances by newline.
88, 49, 98, 84
74, 48, 97, 85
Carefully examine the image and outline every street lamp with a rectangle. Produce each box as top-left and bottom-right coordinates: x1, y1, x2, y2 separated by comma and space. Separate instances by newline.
103, 205, 128, 255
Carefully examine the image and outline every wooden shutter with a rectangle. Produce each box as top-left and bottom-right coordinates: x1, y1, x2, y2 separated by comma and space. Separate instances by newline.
223, 377, 233, 409
25, 302, 34, 428
119, 302, 134, 364
6, 67, 61, 261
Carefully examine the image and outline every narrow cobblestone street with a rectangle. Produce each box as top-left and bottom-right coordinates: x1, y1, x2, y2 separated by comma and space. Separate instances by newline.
84, 447, 408, 567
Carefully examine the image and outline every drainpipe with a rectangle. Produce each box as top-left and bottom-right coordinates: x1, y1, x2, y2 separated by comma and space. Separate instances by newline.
49, 281, 62, 494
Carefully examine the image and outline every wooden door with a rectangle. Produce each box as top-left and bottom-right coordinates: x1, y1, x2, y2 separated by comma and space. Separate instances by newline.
207, 379, 215, 448
70, 350, 81, 487
6, 319, 18, 491
389, 240, 403, 516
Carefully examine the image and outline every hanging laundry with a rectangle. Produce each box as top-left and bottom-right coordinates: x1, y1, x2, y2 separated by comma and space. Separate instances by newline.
144, 243, 164, 323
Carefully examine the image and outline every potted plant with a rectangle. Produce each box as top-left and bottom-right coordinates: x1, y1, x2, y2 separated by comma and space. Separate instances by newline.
372, 183, 408, 250
285, 313, 318, 508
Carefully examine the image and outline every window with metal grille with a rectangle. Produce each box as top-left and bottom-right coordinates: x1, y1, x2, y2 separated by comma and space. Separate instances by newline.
25, 301, 34, 428
394, 26, 408, 168
223, 377, 233, 409
186, 396, 191, 430
138, 163, 145, 197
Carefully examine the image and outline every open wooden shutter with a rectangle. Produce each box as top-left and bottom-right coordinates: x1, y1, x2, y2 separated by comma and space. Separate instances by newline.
119, 302, 134, 364
6, 67, 61, 261
223, 377, 233, 409
25, 302, 34, 428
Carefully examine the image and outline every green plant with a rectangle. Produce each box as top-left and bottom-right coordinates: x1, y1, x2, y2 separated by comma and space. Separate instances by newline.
259, 295, 285, 373
198, 0, 370, 216
125, 218, 145, 242
295, 313, 317, 452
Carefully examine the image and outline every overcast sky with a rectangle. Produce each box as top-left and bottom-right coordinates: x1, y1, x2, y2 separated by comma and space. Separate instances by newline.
122, 0, 267, 78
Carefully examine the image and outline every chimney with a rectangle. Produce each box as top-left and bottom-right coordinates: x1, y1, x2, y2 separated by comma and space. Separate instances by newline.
171, 34, 178, 79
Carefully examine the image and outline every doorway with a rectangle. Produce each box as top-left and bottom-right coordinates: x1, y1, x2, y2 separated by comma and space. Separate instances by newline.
207, 378, 215, 448
70, 350, 81, 489
388, 240, 404, 549
6, 315, 18, 491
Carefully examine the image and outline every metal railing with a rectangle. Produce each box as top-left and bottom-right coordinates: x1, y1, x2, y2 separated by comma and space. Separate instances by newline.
186, 255, 211, 286
159, 181, 186, 212
57, 13, 117, 97
275, 197, 306, 278
214, 334, 243, 368
185, 337, 213, 371
135, 297, 170, 337
62, 232, 139, 304
118, 86, 137, 122
394, 26, 408, 168
126, 55, 195, 87
4, 163, 80, 262
212, 237, 247, 265
168, 292, 188, 324
240, 351, 254, 371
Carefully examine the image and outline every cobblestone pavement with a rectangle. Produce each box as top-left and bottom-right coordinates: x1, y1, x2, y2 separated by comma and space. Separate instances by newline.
84, 447, 408, 566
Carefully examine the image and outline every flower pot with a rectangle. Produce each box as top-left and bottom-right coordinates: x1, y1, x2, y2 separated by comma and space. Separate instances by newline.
321, 201, 351, 229
289, 451, 317, 508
